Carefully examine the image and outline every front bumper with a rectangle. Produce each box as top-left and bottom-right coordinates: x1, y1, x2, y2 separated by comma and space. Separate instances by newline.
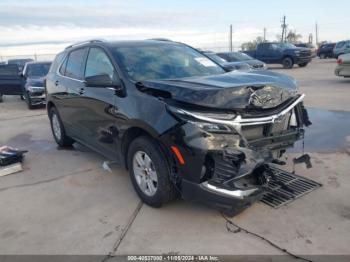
295, 56, 312, 64
182, 179, 264, 215
161, 95, 310, 214
28, 92, 46, 104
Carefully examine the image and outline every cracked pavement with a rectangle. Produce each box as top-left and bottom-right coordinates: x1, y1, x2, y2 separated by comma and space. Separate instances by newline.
0, 59, 350, 259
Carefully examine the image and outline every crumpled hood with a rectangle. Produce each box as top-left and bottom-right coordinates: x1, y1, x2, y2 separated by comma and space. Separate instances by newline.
139, 71, 298, 110
25, 76, 45, 88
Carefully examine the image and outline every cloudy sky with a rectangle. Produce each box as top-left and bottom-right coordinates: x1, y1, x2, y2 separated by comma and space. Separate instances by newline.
0, 0, 349, 57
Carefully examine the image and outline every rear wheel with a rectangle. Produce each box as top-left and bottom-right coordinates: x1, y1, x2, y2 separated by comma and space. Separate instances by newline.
49, 107, 74, 147
127, 136, 177, 207
298, 62, 308, 67
282, 57, 294, 69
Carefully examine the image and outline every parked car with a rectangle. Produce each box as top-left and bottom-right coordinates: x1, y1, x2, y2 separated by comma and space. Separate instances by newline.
216, 51, 267, 70
46, 39, 310, 215
21, 61, 51, 109
317, 43, 336, 59
7, 58, 34, 72
244, 42, 312, 69
335, 53, 350, 78
0, 64, 24, 102
295, 43, 316, 58
202, 51, 251, 71
333, 40, 350, 58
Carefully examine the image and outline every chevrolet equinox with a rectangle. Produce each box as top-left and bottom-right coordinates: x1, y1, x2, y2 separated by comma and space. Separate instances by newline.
46, 39, 310, 215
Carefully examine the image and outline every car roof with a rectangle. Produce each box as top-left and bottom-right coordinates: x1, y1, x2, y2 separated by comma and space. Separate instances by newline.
66, 39, 183, 51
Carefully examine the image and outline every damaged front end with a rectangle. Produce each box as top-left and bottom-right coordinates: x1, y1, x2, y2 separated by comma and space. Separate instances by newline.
160, 92, 311, 215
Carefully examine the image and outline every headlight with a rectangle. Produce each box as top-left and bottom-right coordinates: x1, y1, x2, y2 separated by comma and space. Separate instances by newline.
167, 105, 237, 134
27, 86, 44, 93
189, 121, 234, 134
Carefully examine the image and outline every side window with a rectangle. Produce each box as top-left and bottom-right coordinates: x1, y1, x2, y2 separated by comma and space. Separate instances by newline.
65, 48, 86, 80
59, 57, 67, 75
84, 47, 117, 82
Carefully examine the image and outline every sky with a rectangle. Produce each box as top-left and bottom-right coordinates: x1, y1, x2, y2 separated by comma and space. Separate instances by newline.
0, 0, 349, 57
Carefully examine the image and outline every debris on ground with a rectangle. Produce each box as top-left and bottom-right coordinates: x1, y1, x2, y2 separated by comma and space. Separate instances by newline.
102, 161, 113, 173
0, 146, 27, 177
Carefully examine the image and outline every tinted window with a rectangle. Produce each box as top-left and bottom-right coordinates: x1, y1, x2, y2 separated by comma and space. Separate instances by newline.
85, 48, 117, 81
0, 65, 19, 76
65, 48, 86, 79
336, 41, 345, 48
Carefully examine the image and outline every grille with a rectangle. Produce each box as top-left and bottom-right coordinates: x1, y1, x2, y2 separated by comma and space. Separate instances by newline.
261, 167, 321, 208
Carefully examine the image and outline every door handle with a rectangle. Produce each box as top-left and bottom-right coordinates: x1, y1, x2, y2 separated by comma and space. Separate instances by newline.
55, 80, 59, 86
79, 88, 85, 95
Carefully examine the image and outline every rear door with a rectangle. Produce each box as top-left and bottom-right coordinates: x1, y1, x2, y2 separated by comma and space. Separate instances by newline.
55, 47, 88, 139
78, 46, 121, 160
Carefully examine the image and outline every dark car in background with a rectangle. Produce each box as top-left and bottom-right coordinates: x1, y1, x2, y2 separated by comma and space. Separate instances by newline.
317, 43, 336, 59
295, 43, 316, 58
22, 61, 51, 109
7, 58, 34, 72
333, 40, 350, 58
244, 42, 312, 69
216, 51, 267, 70
46, 39, 310, 215
0, 64, 24, 102
202, 51, 251, 71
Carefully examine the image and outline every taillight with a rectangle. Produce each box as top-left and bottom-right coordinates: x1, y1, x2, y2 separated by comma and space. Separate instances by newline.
337, 58, 343, 65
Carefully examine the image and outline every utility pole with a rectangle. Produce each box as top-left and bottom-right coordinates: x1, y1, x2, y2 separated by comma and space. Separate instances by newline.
315, 22, 319, 46
263, 28, 266, 42
229, 24, 233, 52
281, 15, 287, 42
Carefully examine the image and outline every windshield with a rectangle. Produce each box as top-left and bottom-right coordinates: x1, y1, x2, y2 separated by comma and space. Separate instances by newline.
112, 43, 225, 82
204, 53, 226, 65
26, 63, 51, 77
229, 52, 253, 61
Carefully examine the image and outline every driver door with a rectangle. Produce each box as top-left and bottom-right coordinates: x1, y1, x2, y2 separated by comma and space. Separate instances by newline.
78, 47, 121, 161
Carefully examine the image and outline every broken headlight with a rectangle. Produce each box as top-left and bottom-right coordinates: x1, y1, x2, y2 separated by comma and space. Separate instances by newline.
167, 105, 237, 134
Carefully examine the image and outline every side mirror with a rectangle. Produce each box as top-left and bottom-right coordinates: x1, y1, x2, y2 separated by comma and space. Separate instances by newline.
222, 64, 236, 72
85, 74, 122, 91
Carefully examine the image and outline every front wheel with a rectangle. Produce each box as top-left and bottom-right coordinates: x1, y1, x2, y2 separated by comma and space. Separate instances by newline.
127, 136, 177, 207
24, 92, 34, 109
298, 62, 308, 67
49, 107, 74, 147
282, 57, 294, 69
320, 54, 326, 59
0, 94, 3, 103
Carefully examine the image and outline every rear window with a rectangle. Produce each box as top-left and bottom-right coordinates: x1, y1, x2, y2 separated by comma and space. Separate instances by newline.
64, 48, 86, 80
0, 65, 19, 76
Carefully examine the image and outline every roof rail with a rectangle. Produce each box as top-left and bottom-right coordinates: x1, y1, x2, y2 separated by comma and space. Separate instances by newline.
148, 38, 172, 42
65, 39, 104, 49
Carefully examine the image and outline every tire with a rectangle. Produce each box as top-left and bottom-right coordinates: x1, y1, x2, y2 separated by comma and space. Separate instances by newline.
0, 94, 3, 103
298, 63, 308, 67
20, 94, 25, 100
24, 92, 34, 109
49, 107, 74, 147
127, 136, 177, 207
282, 57, 294, 69
320, 54, 326, 59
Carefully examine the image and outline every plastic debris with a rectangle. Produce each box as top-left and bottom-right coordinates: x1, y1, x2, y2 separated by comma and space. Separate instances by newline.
102, 161, 113, 173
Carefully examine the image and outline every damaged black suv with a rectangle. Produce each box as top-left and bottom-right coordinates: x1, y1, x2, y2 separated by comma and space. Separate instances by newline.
46, 39, 310, 215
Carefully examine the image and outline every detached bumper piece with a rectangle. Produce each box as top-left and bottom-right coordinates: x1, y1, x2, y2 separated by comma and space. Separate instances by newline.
260, 166, 322, 208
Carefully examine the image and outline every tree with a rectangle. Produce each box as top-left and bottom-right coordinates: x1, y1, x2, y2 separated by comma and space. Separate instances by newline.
286, 30, 302, 43
241, 36, 265, 51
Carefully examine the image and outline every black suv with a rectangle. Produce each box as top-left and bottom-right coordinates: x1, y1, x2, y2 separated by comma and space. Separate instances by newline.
46, 40, 310, 215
